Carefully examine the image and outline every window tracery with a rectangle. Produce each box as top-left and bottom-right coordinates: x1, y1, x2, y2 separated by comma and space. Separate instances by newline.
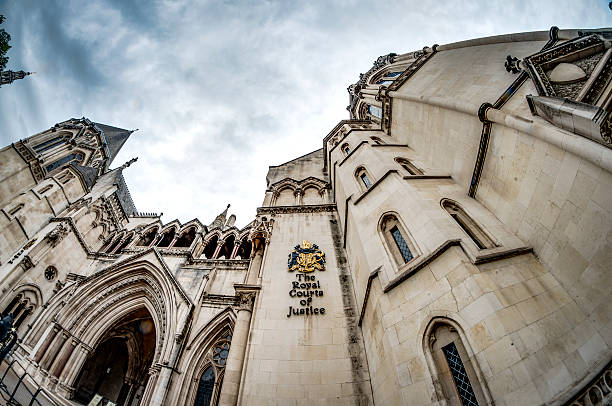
45, 152, 84, 173
193, 331, 233, 406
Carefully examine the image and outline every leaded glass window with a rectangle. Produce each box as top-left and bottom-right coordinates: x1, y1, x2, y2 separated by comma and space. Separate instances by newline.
368, 105, 382, 118
45, 153, 84, 172
193, 366, 215, 406
442, 342, 479, 406
378, 80, 393, 85
33, 136, 65, 153
386, 71, 402, 77
390, 225, 413, 262
360, 173, 372, 189
213, 340, 230, 366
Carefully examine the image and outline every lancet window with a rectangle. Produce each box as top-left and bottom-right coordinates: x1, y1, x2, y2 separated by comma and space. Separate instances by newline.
33, 135, 67, 154
156, 228, 176, 247
174, 227, 197, 248
441, 199, 496, 250
427, 321, 488, 406
371, 137, 384, 145
395, 157, 423, 175
136, 227, 158, 246
193, 331, 232, 406
202, 235, 219, 259
379, 213, 418, 266
341, 143, 351, 156
2, 289, 39, 331
45, 152, 84, 173
235, 237, 251, 259
368, 105, 383, 119
355, 167, 373, 191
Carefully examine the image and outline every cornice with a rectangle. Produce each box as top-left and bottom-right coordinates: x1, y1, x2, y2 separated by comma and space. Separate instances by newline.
257, 204, 336, 215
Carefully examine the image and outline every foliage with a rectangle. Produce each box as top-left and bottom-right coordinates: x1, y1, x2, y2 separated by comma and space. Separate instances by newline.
0, 15, 11, 72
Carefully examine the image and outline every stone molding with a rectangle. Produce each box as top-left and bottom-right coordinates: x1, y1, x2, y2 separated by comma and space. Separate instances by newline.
257, 204, 336, 215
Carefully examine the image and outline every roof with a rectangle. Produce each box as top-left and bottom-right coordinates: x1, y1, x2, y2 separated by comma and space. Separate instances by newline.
95, 123, 133, 165
71, 164, 99, 190
114, 171, 138, 217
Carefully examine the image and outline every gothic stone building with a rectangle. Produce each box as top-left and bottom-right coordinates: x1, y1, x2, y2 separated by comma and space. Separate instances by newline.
0, 27, 611, 406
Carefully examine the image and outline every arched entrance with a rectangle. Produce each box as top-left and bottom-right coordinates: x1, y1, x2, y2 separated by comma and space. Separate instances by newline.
73, 308, 156, 406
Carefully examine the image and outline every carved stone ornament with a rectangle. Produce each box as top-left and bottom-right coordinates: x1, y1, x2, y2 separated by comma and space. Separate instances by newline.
504, 55, 522, 74
45, 222, 69, 247
236, 291, 255, 311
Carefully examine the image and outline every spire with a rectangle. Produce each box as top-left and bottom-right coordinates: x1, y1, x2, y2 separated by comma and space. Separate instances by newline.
119, 157, 138, 170
0, 70, 33, 87
210, 204, 230, 229
95, 123, 136, 166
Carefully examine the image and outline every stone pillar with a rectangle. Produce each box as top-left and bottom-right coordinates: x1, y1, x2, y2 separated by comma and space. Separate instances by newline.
33, 324, 58, 364
246, 239, 265, 285
148, 332, 186, 406
50, 336, 77, 378
230, 242, 240, 259
39, 328, 66, 371
140, 365, 161, 405
57, 343, 91, 398
218, 289, 257, 406
213, 242, 223, 259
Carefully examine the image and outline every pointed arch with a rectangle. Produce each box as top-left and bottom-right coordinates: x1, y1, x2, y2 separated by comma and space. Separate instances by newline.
202, 234, 220, 259
378, 211, 419, 266
422, 317, 493, 406
173, 308, 236, 406
136, 226, 159, 246
174, 226, 197, 248
217, 234, 236, 259
156, 227, 177, 248
440, 199, 496, 250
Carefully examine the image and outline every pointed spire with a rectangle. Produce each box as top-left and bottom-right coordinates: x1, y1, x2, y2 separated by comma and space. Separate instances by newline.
95, 123, 135, 166
210, 204, 231, 229
119, 157, 138, 170
0, 70, 33, 87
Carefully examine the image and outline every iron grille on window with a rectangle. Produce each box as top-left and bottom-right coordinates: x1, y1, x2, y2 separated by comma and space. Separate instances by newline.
442, 342, 479, 406
390, 226, 413, 262
360, 173, 372, 188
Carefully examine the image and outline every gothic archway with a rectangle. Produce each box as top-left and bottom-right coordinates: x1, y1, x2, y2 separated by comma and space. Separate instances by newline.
73, 308, 156, 405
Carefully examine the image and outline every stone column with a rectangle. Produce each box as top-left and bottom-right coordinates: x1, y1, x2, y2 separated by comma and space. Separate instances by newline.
50, 336, 77, 378
39, 328, 67, 372
140, 365, 161, 405
230, 242, 240, 259
212, 242, 223, 259
218, 289, 257, 406
246, 239, 265, 285
33, 324, 58, 364
148, 331, 187, 406
57, 343, 91, 398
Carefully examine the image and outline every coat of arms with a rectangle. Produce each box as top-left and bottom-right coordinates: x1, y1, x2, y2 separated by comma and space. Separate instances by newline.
288, 241, 325, 273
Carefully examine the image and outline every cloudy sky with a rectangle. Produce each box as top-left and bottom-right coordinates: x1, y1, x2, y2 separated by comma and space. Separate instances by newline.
1, 0, 610, 228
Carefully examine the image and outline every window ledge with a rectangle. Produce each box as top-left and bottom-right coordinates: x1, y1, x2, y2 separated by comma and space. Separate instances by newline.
358, 239, 532, 325
403, 175, 451, 180
353, 170, 398, 205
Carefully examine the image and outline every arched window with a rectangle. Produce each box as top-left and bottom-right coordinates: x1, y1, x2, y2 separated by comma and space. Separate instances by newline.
426, 320, 490, 406
395, 157, 423, 175
441, 199, 496, 250
235, 238, 251, 259
193, 366, 215, 406
2, 289, 40, 331
105, 234, 125, 254
368, 105, 382, 119
157, 228, 176, 248
136, 227, 158, 246
355, 167, 373, 191
202, 235, 219, 259
371, 137, 384, 145
114, 234, 134, 253
217, 235, 235, 259
341, 143, 351, 156
33, 135, 68, 154
379, 213, 418, 265
45, 152, 84, 173
174, 227, 197, 248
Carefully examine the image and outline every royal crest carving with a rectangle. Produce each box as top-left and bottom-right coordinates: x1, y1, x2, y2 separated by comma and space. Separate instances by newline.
288, 240, 325, 273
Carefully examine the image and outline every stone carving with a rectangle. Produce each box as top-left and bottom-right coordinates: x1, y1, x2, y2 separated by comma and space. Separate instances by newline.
236, 291, 255, 311
288, 241, 326, 273
504, 55, 521, 73
45, 222, 69, 247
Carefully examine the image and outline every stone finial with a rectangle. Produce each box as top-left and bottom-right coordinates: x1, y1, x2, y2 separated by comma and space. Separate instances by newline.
504, 55, 521, 74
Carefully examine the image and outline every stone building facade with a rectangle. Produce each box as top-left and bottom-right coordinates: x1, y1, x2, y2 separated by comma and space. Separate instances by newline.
0, 27, 611, 406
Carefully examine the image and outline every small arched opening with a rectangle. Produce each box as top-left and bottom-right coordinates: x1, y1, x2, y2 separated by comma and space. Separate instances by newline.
202, 235, 219, 259
174, 227, 197, 248
217, 235, 235, 260
156, 228, 176, 248
136, 227, 158, 246
235, 238, 251, 259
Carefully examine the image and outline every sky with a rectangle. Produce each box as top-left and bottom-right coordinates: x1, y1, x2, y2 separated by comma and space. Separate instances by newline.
1, 0, 610, 228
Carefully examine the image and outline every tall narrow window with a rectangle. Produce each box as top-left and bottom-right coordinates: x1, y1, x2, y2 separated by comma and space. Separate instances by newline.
368, 105, 382, 119
341, 143, 351, 156
441, 199, 496, 250
371, 137, 384, 145
193, 366, 215, 406
355, 167, 374, 192
390, 225, 413, 263
360, 173, 372, 189
379, 213, 418, 266
427, 321, 489, 406
395, 157, 423, 175
443, 342, 479, 406
33, 136, 66, 154
45, 152, 84, 173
